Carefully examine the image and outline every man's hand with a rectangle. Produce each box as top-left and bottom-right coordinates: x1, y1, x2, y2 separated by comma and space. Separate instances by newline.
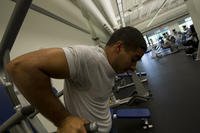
57, 116, 88, 133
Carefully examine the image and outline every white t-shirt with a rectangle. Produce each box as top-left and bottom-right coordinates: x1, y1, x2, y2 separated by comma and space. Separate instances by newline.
62, 45, 116, 132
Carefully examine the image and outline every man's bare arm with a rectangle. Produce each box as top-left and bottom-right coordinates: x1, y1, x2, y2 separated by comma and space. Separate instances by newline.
6, 48, 70, 127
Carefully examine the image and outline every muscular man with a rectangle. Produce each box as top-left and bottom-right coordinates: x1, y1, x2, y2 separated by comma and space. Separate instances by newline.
6, 26, 147, 133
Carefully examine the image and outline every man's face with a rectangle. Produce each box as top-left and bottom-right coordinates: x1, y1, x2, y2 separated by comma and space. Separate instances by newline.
112, 43, 144, 73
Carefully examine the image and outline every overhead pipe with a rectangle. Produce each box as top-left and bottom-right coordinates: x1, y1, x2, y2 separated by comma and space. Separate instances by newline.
116, 0, 126, 27
147, 0, 168, 27
97, 0, 119, 30
75, 0, 114, 34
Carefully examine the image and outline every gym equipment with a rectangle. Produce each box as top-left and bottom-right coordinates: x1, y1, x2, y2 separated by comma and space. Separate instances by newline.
0, 0, 98, 132
116, 72, 147, 78
151, 37, 179, 59
0, 0, 48, 132
113, 72, 148, 92
109, 72, 153, 132
0, 105, 35, 133
0, 104, 97, 132
85, 122, 98, 133
0, 84, 15, 133
110, 72, 151, 108
111, 108, 153, 130
0, 87, 98, 133
114, 78, 147, 92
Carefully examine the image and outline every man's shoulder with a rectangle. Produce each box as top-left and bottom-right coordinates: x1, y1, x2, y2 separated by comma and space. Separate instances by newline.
63, 45, 97, 52
63, 45, 105, 59
74, 45, 103, 54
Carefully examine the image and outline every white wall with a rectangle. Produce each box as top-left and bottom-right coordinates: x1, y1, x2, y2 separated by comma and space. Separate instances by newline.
0, 0, 108, 132
32, 0, 110, 43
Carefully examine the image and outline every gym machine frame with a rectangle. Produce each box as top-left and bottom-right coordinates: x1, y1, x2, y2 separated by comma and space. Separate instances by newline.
0, 0, 48, 132
0, 0, 98, 132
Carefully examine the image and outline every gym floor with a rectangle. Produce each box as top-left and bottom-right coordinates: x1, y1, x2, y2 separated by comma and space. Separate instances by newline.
113, 51, 200, 133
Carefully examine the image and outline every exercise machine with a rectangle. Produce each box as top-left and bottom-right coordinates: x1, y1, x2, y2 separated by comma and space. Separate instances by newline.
0, 0, 48, 132
114, 72, 148, 92
111, 108, 153, 130
110, 72, 151, 108
0, 0, 97, 132
0, 88, 98, 133
109, 72, 153, 132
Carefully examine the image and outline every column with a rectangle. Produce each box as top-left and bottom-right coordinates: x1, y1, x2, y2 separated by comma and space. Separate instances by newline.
185, 0, 200, 60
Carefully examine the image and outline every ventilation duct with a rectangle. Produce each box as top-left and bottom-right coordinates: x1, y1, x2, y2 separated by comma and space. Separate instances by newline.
97, 0, 119, 30
74, 0, 114, 34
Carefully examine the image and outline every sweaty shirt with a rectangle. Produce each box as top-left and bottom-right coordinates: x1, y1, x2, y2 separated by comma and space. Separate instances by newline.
62, 45, 116, 132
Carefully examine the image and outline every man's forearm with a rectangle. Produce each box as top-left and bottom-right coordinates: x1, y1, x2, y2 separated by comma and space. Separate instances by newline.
6, 63, 69, 127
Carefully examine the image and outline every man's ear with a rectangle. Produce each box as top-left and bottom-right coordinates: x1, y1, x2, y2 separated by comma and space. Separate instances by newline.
114, 41, 123, 53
